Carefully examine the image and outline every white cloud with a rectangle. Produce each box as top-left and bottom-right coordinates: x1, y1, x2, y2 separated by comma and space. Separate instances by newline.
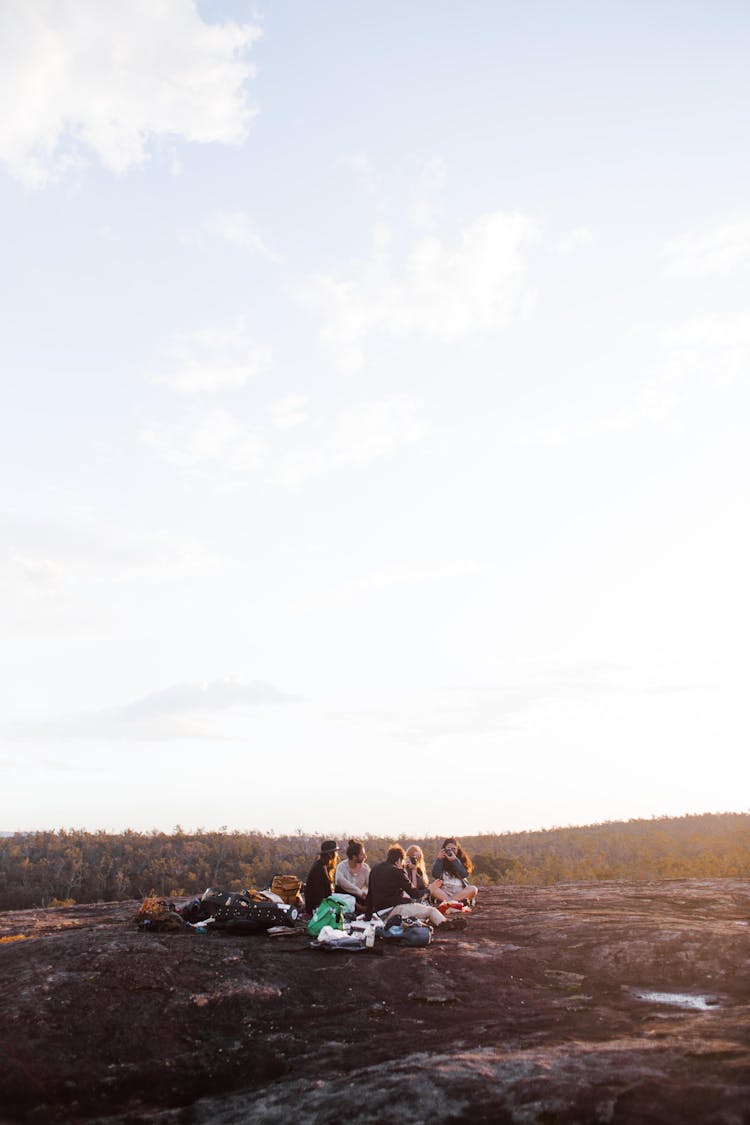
141, 407, 265, 475
665, 315, 750, 349
663, 216, 750, 276
339, 152, 381, 198
271, 395, 309, 429
148, 320, 271, 394
339, 154, 444, 227
122, 678, 298, 719
409, 157, 447, 229
0, 0, 260, 187
345, 669, 706, 746
512, 417, 623, 449
515, 310, 750, 448
277, 396, 426, 487
298, 210, 540, 373
143, 394, 423, 485
3, 678, 299, 742
289, 560, 480, 614
0, 515, 219, 640
555, 226, 593, 256
8, 551, 63, 587
329, 397, 425, 463
206, 210, 279, 260
0, 515, 216, 586
660, 313, 750, 383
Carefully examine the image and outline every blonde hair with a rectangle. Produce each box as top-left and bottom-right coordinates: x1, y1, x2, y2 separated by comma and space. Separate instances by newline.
406, 845, 428, 883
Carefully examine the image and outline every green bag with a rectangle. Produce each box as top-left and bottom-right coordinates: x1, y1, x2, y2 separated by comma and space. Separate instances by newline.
306, 896, 347, 937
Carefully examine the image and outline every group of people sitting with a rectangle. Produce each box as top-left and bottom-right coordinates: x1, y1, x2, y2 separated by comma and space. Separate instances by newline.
304, 837, 478, 919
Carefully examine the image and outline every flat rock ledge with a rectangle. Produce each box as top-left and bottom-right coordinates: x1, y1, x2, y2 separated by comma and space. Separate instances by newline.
0, 879, 748, 1124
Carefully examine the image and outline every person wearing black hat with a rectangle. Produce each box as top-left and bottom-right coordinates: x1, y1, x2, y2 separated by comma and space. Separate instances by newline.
304, 839, 338, 915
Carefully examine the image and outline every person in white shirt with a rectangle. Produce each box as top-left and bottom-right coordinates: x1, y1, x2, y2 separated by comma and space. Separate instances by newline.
334, 838, 370, 908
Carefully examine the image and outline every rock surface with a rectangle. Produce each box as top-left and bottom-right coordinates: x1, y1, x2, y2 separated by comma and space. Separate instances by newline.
0, 879, 748, 1123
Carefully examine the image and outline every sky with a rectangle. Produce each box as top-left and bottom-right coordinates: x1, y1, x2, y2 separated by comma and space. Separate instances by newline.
1, 1, 748, 839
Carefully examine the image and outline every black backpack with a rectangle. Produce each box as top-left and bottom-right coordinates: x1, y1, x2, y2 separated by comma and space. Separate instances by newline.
178, 897, 212, 924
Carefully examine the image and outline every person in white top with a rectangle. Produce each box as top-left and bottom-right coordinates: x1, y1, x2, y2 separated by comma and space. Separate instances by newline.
334, 839, 370, 908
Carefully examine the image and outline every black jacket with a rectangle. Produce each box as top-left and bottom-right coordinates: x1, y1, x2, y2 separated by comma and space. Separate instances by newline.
365, 860, 420, 918
304, 858, 332, 915
430, 855, 469, 882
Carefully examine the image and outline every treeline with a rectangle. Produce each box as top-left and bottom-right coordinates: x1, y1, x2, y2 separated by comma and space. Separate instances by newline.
0, 812, 747, 911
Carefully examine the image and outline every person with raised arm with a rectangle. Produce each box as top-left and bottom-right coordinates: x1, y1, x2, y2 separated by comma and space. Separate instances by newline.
429, 836, 478, 906
364, 843, 422, 919
404, 844, 429, 900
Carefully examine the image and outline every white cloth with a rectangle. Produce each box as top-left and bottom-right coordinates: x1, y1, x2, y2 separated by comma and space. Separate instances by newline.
351, 917, 384, 933
385, 901, 445, 927
316, 924, 354, 943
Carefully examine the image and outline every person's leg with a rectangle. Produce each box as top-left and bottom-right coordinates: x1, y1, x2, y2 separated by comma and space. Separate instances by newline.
393, 901, 445, 926
454, 884, 478, 903
429, 879, 451, 902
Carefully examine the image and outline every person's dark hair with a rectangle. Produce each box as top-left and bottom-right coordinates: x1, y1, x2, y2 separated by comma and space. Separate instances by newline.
346, 838, 364, 860
442, 836, 473, 875
387, 843, 405, 864
319, 839, 338, 878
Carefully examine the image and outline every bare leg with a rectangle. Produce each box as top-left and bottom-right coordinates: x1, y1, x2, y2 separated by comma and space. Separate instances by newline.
454, 884, 478, 902
429, 879, 451, 902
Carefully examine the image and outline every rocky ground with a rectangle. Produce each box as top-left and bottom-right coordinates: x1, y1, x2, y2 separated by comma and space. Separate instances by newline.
0, 879, 748, 1124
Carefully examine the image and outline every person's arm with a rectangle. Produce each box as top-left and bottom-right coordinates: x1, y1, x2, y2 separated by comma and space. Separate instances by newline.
430, 858, 443, 879
398, 868, 422, 900
446, 857, 469, 881
336, 863, 368, 903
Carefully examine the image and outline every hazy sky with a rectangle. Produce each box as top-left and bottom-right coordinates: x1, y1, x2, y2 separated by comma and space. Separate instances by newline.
2, 1, 748, 838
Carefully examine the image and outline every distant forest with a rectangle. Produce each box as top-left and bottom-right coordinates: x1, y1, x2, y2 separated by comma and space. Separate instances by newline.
0, 812, 747, 911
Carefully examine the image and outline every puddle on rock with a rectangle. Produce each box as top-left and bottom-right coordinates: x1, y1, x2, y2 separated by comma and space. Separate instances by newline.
633, 989, 720, 1011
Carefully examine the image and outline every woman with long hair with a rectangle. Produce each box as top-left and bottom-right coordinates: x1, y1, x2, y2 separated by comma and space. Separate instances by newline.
404, 844, 429, 899
304, 839, 338, 915
429, 836, 477, 905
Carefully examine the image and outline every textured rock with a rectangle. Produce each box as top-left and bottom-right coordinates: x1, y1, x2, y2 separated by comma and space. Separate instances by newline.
0, 879, 748, 1123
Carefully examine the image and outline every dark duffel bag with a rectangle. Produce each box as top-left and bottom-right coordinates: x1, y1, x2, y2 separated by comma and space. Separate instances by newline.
201, 889, 298, 932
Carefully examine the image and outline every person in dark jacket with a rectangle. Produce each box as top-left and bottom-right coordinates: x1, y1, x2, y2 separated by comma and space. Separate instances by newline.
365, 844, 422, 918
304, 839, 338, 915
